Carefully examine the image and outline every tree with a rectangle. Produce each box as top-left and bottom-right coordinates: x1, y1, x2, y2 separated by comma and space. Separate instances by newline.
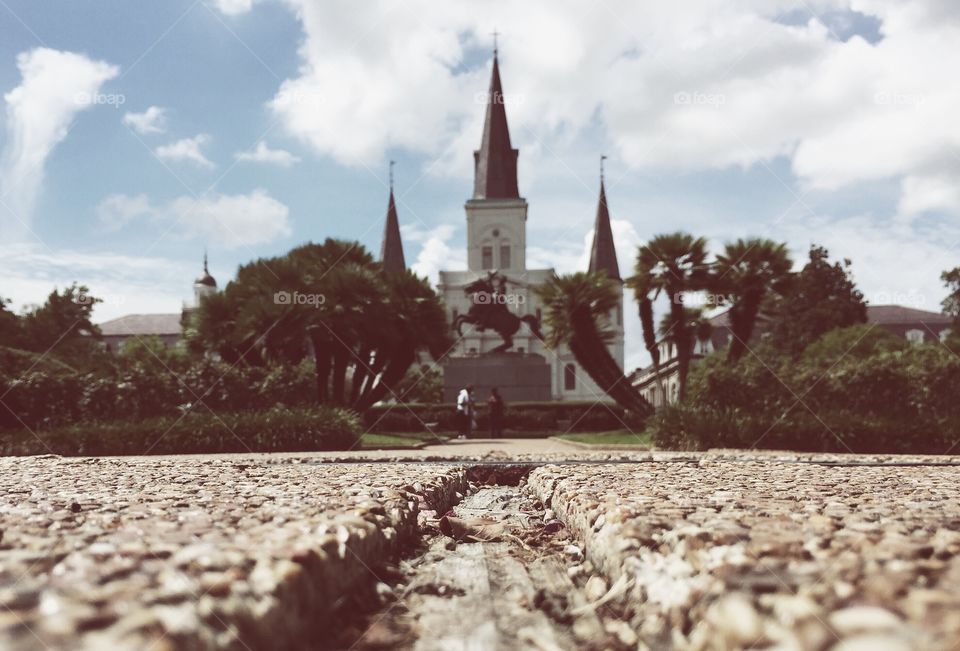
714, 238, 793, 362
192, 239, 450, 411
768, 245, 866, 356
393, 365, 444, 404
117, 335, 190, 373
631, 232, 711, 401
941, 267, 960, 352
942, 267, 960, 324
659, 307, 713, 358
0, 297, 23, 350
628, 273, 665, 404
537, 271, 651, 415
16, 284, 106, 369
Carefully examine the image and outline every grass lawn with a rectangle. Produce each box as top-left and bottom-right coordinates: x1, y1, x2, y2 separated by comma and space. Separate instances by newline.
359, 432, 449, 449
554, 430, 652, 447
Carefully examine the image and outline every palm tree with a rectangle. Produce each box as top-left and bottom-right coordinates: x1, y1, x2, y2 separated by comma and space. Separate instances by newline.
714, 238, 792, 362
537, 272, 651, 415
627, 272, 666, 404
630, 232, 710, 401
658, 308, 713, 357
353, 270, 452, 410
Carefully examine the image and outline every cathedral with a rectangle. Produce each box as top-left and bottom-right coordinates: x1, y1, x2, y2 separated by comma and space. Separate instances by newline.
380, 48, 624, 402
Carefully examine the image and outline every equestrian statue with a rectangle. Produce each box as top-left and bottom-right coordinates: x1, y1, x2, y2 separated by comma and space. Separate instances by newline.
452, 271, 543, 354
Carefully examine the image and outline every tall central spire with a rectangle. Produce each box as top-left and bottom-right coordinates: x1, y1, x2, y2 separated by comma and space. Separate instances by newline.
473, 49, 520, 200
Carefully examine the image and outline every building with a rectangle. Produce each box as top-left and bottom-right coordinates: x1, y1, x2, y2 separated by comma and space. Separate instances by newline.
633, 304, 955, 407
97, 255, 216, 352
376, 48, 624, 401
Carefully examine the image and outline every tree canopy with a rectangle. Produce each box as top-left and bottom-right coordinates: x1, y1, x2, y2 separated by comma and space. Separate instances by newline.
768, 245, 867, 357
189, 239, 450, 411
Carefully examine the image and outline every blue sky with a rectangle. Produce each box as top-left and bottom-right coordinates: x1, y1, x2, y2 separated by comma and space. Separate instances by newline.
2, 0, 959, 369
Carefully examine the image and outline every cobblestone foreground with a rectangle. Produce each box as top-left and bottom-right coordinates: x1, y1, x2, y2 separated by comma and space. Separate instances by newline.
5, 452, 960, 650
528, 460, 960, 650
0, 456, 467, 650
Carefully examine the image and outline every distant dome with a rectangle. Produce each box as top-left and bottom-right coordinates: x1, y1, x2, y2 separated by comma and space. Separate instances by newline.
194, 253, 217, 287
194, 272, 217, 287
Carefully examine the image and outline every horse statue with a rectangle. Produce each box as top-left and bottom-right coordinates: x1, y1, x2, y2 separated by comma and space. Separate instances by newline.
452, 271, 543, 354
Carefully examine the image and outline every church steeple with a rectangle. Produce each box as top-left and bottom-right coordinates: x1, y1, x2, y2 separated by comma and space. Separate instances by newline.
473, 47, 520, 200
380, 161, 406, 273
588, 157, 621, 281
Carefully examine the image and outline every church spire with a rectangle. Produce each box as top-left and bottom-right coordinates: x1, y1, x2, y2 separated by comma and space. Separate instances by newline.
588, 157, 621, 281
380, 160, 406, 273
473, 44, 520, 200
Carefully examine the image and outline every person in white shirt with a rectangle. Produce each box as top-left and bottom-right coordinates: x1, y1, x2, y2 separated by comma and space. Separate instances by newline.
456, 384, 475, 439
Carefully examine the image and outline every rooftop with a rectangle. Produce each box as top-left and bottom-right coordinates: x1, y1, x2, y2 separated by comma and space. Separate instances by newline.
98, 313, 182, 337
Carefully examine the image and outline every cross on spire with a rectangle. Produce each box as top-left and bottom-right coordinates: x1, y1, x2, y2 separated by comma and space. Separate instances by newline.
600, 154, 607, 183
389, 159, 395, 191
491, 28, 499, 55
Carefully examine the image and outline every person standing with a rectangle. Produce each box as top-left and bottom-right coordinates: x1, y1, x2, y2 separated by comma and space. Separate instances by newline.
456, 384, 475, 439
487, 387, 505, 439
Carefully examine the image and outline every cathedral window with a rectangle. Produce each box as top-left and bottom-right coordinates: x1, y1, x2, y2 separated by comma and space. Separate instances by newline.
482, 246, 493, 269
499, 244, 511, 269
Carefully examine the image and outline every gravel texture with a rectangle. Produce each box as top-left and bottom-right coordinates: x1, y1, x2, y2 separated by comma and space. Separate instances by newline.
0, 456, 467, 651
528, 460, 960, 650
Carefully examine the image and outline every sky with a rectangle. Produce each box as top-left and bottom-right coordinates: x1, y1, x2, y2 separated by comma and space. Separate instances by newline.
1, 0, 959, 371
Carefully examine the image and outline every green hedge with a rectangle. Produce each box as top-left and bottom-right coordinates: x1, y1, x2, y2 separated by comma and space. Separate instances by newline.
649, 326, 960, 454
0, 407, 360, 456
364, 401, 644, 434
0, 361, 316, 431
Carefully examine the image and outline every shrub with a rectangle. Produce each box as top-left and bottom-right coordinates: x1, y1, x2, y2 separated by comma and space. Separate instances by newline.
0, 360, 318, 431
650, 326, 960, 454
363, 400, 639, 434
0, 407, 360, 456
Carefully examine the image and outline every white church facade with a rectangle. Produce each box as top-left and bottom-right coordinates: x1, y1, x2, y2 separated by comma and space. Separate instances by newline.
380, 49, 624, 401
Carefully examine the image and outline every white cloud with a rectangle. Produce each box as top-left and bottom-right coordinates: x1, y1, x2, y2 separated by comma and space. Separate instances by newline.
122, 106, 167, 134
97, 189, 291, 248
0, 242, 188, 322
405, 223, 465, 284
211, 0, 253, 16
235, 141, 301, 167
155, 134, 215, 168
777, 211, 957, 313
97, 193, 152, 231
265, 1, 960, 219
0, 47, 118, 238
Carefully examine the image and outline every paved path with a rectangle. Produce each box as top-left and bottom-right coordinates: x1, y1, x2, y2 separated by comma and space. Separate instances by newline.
418, 437, 582, 456
4, 451, 960, 649
530, 461, 960, 650
0, 456, 467, 651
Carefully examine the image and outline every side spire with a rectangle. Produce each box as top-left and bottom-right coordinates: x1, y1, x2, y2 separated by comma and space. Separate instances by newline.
472, 42, 520, 200
588, 156, 621, 281
380, 160, 406, 273
195, 249, 216, 287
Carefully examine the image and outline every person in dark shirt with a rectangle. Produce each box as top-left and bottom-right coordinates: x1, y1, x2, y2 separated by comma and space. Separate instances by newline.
487, 387, 505, 439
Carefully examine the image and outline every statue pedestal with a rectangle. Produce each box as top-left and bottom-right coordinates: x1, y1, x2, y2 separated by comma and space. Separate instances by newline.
442, 353, 552, 403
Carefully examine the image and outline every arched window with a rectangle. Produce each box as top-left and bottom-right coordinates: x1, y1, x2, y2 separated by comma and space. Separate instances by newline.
481, 246, 493, 269
499, 243, 511, 269
564, 363, 576, 391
